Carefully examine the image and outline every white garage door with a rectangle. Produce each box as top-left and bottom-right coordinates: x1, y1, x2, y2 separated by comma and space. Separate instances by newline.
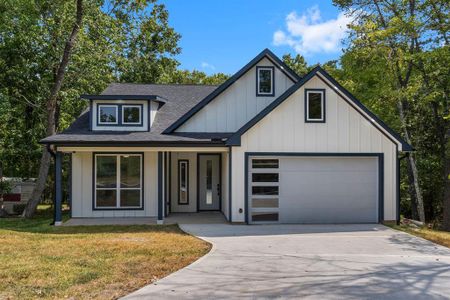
248, 156, 379, 224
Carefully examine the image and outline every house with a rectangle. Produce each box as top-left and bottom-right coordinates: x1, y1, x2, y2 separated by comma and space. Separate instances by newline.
41, 49, 412, 225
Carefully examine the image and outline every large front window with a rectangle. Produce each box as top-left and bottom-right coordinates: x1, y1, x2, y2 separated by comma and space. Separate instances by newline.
95, 154, 143, 209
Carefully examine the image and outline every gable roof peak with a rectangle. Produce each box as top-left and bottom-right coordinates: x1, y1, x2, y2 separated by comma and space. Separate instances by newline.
163, 48, 301, 133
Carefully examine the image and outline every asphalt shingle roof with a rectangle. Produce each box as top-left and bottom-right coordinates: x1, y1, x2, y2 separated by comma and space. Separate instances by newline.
40, 83, 230, 145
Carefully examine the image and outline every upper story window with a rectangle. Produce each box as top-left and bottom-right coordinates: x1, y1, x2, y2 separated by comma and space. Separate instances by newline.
256, 66, 274, 96
98, 105, 118, 125
305, 89, 325, 123
96, 103, 143, 127
122, 105, 142, 125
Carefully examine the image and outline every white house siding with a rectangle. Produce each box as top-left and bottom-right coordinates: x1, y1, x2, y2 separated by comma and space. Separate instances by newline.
230, 75, 398, 223
176, 58, 295, 132
71, 151, 158, 217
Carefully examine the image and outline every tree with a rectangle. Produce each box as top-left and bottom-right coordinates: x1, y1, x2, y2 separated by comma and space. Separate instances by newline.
23, 0, 84, 218
282, 53, 309, 76
0, 0, 230, 218
333, 0, 449, 225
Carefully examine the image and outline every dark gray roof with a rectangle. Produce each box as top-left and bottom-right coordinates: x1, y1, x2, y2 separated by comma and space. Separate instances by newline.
41, 83, 231, 145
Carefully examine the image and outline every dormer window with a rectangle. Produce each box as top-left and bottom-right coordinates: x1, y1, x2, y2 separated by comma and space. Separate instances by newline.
122, 105, 142, 125
81, 94, 166, 132
98, 105, 118, 125
256, 66, 274, 96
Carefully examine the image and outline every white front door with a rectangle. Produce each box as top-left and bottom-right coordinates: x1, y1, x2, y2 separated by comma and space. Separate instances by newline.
198, 154, 221, 211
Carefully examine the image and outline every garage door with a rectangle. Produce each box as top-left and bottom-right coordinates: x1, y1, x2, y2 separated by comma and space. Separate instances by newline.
248, 156, 379, 224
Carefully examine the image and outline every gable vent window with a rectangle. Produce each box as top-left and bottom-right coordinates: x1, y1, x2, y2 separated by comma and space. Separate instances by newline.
256, 66, 274, 96
305, 89, 325, 123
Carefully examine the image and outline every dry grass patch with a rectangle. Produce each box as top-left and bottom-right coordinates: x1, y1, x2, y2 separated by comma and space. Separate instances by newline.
0, 209, 211, 299
391, 225, 450, 248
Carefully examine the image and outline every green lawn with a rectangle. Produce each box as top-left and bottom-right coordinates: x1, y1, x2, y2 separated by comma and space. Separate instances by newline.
0, 206, 211, 299
391, 224, 450, 248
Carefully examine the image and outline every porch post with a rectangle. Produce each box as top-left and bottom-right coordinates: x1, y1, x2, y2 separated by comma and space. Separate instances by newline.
54, 152, 63, 226
157, 151, 164, 224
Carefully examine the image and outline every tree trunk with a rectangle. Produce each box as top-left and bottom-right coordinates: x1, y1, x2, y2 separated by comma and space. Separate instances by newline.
442, 127, 450, 230
23, 0, 84, 218
398, 99, 426, 222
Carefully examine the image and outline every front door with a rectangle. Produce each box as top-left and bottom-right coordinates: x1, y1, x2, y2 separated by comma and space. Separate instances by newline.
198, 154, 221, 211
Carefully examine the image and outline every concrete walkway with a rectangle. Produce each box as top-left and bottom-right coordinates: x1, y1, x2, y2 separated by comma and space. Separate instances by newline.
124, 224, 450, 300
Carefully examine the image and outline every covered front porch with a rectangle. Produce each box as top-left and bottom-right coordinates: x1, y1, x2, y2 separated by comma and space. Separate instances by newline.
52, 146, 231, 226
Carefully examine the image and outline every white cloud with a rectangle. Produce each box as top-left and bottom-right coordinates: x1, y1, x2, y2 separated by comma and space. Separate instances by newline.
273, 5, 353, 55
201, 62, 215, 70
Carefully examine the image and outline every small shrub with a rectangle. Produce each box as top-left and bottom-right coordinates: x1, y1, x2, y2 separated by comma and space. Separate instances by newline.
13, 204, 27, 215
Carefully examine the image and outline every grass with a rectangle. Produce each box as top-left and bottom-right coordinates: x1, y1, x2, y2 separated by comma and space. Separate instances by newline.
0, 206, 211, 299
391, 224, 450, 248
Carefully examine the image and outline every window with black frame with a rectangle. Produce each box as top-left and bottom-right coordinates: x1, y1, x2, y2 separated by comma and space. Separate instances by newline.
95, 154, 142, 209
257, 66, 274, 96
305, 89, 325, 122
178, 160, 189, 205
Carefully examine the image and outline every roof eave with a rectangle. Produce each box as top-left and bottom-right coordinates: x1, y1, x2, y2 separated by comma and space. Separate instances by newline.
80, 94, 168, 104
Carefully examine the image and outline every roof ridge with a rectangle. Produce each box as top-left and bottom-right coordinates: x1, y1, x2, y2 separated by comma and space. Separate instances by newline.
107, 82, 219, 87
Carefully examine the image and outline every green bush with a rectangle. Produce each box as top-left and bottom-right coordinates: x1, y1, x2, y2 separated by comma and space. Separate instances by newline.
13, 204, 26, 215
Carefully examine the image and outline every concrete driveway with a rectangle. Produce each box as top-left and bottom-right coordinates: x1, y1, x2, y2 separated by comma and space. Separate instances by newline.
124, 224, 450, 299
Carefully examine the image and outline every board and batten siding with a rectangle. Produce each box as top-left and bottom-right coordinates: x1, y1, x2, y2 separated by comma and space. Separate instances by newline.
176, 58, 295, 132
230, 75, 398, 222
71, 152, 158, 217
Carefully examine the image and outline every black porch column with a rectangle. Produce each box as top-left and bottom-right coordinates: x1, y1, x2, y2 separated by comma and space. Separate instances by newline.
54, 152, 63, 226
157, 151, 163, 224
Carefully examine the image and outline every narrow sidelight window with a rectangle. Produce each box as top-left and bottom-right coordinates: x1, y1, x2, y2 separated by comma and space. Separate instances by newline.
305, 89, 325, 122
178, 160, 189, 205
98, 105, 118, 124
256, 66, 274, 96
122, 105, 142, 125
95, 154, 143, 209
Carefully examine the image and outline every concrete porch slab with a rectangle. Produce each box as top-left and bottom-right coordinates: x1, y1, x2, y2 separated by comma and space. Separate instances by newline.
62, 217, 157, 226
62, 212, 227, 226
165, 212, 227, 224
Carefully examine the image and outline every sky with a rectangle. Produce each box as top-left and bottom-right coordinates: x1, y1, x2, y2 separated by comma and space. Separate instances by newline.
163, 0, 352, 75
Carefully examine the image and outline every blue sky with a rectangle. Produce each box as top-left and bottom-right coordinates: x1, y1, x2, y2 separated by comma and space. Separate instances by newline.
163, 0, 351, 75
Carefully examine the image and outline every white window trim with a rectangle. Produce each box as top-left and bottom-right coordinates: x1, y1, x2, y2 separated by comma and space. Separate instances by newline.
306, 90, 325, 122
257, 67, 274, 95
98, 105, 118, 125
94, 154, 143, 209
122, 105, 142, 125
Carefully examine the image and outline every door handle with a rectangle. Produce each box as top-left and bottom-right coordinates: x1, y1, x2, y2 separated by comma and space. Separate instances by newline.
217, 184, 221, 196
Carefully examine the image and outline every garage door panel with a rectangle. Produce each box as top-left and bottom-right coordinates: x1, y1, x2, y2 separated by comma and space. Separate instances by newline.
249, 156, 379, 224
